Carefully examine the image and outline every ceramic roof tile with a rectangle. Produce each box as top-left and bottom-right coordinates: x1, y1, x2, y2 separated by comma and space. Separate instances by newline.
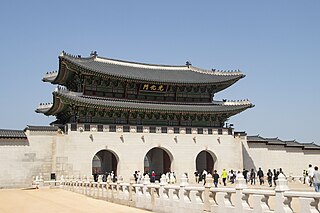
0, 129, 27, 138
60, 53, 245, 84
51, 90, 253, 114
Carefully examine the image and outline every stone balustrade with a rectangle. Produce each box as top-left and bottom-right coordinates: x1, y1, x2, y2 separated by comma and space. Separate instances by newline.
32, 174, 320, 213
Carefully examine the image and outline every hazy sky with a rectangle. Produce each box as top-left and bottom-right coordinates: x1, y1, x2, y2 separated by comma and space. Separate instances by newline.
0, 1, 319, 143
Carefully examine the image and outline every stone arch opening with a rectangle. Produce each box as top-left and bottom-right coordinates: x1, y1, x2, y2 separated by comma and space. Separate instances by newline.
92, 150, 118, 176
196, 150, 217, 175
144, 147, 173, 181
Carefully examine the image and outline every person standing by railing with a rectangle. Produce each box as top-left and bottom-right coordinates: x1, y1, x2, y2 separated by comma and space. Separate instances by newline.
194, 170, 199, 183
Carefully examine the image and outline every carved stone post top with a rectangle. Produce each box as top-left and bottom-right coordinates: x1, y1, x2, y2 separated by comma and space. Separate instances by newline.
129, 177, 136, 184
205, 174, 213, 188
143, 174, 150, 184
275, 173, 290, 192
160, 174, 167, 185
235, 173, 247, 189
180, 173, 189, 187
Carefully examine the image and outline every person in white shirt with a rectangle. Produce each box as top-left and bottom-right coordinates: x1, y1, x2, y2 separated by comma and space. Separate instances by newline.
308, 164, 314, 187
313, 166, 320, 192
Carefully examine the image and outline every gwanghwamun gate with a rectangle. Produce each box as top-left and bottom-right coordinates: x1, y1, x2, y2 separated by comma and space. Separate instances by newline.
1, 51, 319, 188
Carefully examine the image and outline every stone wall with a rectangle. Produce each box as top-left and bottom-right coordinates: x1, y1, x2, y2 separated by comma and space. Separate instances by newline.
242, 139, 320, 176
0, 133, 54, 188
53, 130, 242, 182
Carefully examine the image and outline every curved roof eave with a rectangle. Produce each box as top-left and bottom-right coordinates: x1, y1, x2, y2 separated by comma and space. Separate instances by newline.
35, 93, 66, 116
50, 90, 253, 115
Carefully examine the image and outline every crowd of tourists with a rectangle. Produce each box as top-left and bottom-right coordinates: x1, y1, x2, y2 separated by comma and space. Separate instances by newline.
193, 164, 320, 192
193, 167, 286, 188
133, 170, 177, 184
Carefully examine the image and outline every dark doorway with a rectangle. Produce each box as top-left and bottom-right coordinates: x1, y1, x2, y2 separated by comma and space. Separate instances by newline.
92, 150, 118, 175
196, 150, 215, 174
144, 147, 172, 181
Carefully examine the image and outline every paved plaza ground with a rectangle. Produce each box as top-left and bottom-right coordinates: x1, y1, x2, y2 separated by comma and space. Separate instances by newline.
0, 188, 151, 213
0, 181, 315, 213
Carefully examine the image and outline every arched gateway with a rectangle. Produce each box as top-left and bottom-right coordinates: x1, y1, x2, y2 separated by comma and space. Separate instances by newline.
196, 150, 217, 174
92, 150, 118, 175
144, 147, 173, 180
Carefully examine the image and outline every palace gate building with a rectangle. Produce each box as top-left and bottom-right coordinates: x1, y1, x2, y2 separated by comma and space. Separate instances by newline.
1, 51, 320, 188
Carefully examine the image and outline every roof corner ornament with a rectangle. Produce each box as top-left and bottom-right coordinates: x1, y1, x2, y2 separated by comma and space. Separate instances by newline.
60, 51, 66, 57
90, 51, 98, 57
185, 61, 192, 68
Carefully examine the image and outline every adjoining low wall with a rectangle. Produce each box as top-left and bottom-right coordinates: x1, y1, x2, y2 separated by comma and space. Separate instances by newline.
34, 174, 320, 213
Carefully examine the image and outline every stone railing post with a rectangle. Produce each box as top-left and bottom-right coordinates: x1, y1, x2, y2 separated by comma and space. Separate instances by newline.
156, 174, 167, 212
143, 174, 150, 209
234, 173, 250, 213
82, 179, 86, 195
37, 175, 44, 189
204, 174, 213, 212
179, 173, 189, 211
129, 177, 135, 206
275, 173, 293, 213
59, 175, 65, 189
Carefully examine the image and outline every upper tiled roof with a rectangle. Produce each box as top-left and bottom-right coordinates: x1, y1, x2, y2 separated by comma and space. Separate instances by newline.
52, 51, 245, 84
247, 135, 320, 150
0, 129, 27, 138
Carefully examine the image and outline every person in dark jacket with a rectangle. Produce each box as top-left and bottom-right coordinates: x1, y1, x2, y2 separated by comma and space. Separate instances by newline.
212, 170, 220, 187
267, 169, 273, 187
250, 168, 256, 185
257, 168, 264, 185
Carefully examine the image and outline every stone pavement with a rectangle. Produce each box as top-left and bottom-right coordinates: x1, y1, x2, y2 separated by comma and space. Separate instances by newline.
0, 188, 151, 213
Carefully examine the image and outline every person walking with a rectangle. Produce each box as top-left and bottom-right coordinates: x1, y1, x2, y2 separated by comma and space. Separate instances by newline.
273, 169, 278, 186
221, 169, 228, 186
250, 168, 256, 185
194, 170, 199, 183
257, 168, 264, 185
212, 170, 220, 187
308, 164, 315, 187
267, 169, 273, 187
313, 166, 320, 192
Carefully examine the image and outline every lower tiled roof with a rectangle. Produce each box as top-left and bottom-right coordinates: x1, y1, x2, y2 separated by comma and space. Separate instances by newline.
41, 90, 253, 115
247, 135, 320, 150
0, 129, 27, 138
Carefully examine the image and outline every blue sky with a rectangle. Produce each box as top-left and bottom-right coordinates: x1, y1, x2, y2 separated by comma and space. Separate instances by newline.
0, 1, 319, 143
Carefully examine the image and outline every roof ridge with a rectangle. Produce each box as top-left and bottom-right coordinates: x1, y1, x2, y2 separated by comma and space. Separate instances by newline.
60, 51, 244, 77
190, 66, 243, 76
0, 129, 24, 132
